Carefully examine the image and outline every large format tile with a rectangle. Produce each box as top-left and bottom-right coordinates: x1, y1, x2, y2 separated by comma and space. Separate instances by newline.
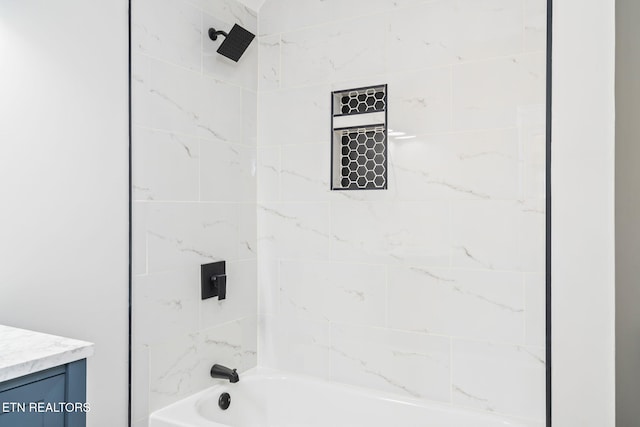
391, 129, 519, 201
200, 138, 256, 203
257, 202, 331, 260
133, 0, 202, 71
330, 324, 451, 402
133, 127, 199, 201
279, 260, 387, 326
258, 34, 281, 92
387, 67, 453, 136
280, 15, 386, 88
146, 202, 241, 273
388, 267, 525, 343
388, 0, 524, 72
258, 84, 331, 146
452, 340, 545, 420
259, 315, 331, 379
133, 268, 200, 346
452, 53, 545, 131
280, 143, 330, 202
451, 200, 520, 271
331, 201, 450, 267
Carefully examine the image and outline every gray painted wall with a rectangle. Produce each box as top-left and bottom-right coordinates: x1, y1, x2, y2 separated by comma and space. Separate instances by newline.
616, 0, 640, 425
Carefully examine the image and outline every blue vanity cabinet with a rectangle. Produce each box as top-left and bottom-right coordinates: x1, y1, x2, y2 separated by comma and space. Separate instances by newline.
0, 359, 87, 427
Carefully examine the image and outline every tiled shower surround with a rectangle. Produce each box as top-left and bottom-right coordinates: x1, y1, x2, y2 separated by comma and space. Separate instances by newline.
257, 0, 546, 424
132, 0, 547, 425
131, 0, 258, 425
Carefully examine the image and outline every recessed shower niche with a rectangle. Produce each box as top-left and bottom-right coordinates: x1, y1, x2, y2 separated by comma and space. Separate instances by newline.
331, 84, 387, 190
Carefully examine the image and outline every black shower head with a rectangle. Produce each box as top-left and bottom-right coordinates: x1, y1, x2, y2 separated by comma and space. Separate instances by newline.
208, 24, 255, 62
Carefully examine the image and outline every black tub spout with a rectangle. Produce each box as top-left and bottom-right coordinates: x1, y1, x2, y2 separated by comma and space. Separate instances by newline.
210, 364, 239, 383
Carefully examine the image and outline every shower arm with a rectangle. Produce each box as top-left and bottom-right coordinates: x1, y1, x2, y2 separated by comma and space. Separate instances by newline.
208, 28, 228, 41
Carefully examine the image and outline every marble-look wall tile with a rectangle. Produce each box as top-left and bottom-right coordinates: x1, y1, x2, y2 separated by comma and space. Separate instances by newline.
242, 89, 258, 147
259, 0, 437, 37
133, 268, 200, 346
280, 16, 386, 88
133, 55, 243, 142
330, 324, 451, 402
146, 202, 241, 273
279, 261, 387, 326
280, 143, 330, 201
148, 317, 257, 412
525, 273, 545, 346
257, 202, 331, 260
259, 315, 331, 378
388, 267, 525, 343
133, 54, 202, 136
525, 0, 547, 52
518, 199, 545, 272
198, 316, 258, 376
258, 35, 281, 92
133, 0, 202, 71
200, 260, 257, 330
133, 127, 199, 201
387, 67, 453, 136
452, 340, 545, 420
187, 0, 257, 33
148, 331, 200, 411
451, 200, 520, 270
331, 201, 450, 267
388, 0, 524, 72
518, 104, 546, 201
131, 344, 149, 423
391, 129, 519, 201
200, 138, 256, 202
202, 13, 258, 91
132, 202, 148, 276
258, 84, 330, 146
453, 53, 545, 131
257, 146, 281, 202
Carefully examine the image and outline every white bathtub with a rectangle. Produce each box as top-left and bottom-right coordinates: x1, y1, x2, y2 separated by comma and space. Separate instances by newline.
149, 368, 534, 427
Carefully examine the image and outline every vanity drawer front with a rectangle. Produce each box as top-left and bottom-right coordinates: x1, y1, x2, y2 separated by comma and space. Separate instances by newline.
0, 374, 65, 427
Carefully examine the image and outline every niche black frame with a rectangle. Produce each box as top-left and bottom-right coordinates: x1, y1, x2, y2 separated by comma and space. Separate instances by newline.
126, 1, 554, 425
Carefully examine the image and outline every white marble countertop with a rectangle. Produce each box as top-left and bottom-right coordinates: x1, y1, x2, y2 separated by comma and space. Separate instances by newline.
0, 325, 94, 383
